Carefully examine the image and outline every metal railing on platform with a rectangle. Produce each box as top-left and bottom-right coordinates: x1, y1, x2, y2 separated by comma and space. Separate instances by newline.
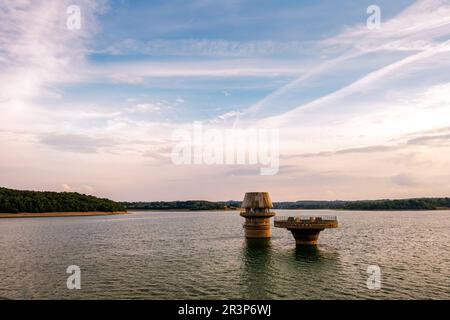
274, 215, 337, 222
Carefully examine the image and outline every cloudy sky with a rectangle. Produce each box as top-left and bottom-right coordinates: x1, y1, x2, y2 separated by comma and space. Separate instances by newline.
1, 0, 449, 201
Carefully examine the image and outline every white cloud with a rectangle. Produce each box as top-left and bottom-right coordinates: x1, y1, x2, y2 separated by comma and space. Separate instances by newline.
265, 41, 450, 128
2, 0, 450, 200
0, 0, 108, 136
87, 58, 305, 83
209, 110, 242, 124
82, 185, 95, 193
94, 38, 313, 57
62, 183, 73, 192
131, 103, 162, 113
244, 0, 450, 117
0, 0, 107, 100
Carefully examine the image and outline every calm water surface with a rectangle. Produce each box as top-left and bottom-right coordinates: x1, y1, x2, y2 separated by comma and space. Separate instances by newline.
0, 210, 449, 299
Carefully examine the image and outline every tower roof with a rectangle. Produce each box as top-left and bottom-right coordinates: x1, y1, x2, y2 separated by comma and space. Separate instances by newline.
241, 192, 273, 209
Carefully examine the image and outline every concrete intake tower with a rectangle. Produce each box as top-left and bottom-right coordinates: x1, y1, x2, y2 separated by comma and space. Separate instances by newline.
240, 192, 276, 238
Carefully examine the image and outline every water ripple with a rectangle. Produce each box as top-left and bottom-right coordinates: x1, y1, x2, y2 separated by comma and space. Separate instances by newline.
0, 210, 449, 299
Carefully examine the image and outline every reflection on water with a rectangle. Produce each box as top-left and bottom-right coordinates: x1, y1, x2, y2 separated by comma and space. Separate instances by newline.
240, 239, 343, 299
293, 245, 341, 267
294, 245, 322, 260
241, 239, 273, 299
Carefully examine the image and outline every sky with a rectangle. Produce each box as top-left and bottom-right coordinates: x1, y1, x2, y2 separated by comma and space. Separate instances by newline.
0, 0, 450, 201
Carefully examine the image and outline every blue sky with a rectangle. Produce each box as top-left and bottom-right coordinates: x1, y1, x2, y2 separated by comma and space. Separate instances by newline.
1, 0, 449, 201
95, 0, 413, 41
77, 0, 416, 122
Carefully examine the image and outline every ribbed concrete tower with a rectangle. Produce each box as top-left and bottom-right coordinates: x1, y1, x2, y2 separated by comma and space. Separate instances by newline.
240, 192, 276, 238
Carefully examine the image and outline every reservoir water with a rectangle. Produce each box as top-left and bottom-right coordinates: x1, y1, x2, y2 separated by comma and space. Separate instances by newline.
0, 210, 449, 299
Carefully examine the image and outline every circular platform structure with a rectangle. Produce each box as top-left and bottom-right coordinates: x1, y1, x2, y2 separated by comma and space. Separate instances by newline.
274, 216, 338, 245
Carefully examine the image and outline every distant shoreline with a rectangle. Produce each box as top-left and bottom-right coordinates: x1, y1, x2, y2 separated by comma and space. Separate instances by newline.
127, 208, 449, 212
0, 211, 129, 219
128, 208, 240, 212
123, 198, 450, 211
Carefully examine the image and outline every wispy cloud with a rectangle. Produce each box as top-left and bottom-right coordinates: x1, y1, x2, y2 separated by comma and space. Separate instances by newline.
94, 39, 314, 57
88, 59, 306, 84
246, 0, 450, 118
391, 173, 421, 187
0, 0, 107, 101
40, 133, 115, 153
281, 127, 450, 159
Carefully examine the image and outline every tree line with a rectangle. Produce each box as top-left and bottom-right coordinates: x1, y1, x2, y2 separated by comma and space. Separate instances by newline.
273, 198, 450, 210
124, 198, 450, 211
122, 200, 236, 211
2, 186, 448, 213
0, 187, 125, 213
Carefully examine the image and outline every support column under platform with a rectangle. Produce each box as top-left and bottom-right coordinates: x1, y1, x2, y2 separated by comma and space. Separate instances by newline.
288, 228, 324, 245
